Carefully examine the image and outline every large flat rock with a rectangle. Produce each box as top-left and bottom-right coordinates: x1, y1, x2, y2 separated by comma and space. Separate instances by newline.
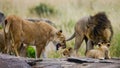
33, 57, 120, 68
0, 54, 120, 68
0, 54, 31, 68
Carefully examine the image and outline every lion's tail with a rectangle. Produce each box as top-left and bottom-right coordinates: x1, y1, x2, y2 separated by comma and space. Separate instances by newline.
4, 19, 11, 34
66, 32, 75, 41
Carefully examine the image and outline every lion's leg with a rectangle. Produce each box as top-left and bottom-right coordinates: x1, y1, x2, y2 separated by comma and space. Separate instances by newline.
105, 50, 111, 59
19, 44, 28, 57
74, 34, 84, 56
41, 48, 47, 58
4, 38, 11, 54
13, 42, 21, 57
36, 46, 41, 58
85, 40, 94, 55
36, 45, 45, 58
97, 55, 105, 60
84, 36, 88, 45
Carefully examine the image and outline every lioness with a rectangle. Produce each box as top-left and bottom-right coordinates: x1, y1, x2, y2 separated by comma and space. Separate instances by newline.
26, 18, 56, 27
67, 12, 113, 56
0, 29, 5, 52
19, 18, 56, 57
4, 15, 66, 58
86, 42, 111, 59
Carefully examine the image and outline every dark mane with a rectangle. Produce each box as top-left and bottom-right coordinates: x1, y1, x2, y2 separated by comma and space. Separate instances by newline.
94, 12, 111, 29
91, 12, 113, 42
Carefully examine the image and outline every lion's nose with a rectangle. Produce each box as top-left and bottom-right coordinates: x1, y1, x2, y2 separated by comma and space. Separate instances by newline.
62, 44, 66, 49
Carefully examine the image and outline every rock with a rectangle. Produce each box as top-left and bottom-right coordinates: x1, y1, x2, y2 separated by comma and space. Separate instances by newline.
0, 54, 120, 68
0, 54, 31, 68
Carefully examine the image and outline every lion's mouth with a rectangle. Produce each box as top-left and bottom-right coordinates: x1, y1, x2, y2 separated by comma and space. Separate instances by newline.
56, 43, 66, 50
56, 43, 61, 50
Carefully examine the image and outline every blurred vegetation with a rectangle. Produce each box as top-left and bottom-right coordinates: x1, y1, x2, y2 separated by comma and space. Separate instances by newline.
29, 3, 57, 17
27, 46, 35, 58
110, 33, 120, 57
0, 25, 2, 29
48, 51, 61, 58
0, 0, 120, 58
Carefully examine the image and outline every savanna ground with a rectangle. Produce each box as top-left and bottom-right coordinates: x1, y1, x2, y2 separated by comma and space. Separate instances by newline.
0, 0, 120, 58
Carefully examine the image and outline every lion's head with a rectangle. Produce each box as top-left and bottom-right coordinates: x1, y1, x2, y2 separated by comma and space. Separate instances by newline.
62, 47, 73, 57
58, 47, 73, 57
88, 12, 113, 44
98, 42, 110, 51
52, 30, 66, 50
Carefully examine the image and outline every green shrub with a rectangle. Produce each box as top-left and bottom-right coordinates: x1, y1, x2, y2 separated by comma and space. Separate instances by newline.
27, 46, 36, 58
30, 3, 57, 17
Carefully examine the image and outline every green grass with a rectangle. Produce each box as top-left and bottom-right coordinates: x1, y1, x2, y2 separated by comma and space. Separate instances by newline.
110, 33, 120, 57
29, 3, 57, 17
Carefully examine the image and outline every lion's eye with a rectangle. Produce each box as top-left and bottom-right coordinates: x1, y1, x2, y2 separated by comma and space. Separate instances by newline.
98, 44, 101, 47
62, 40, 65, 43
107, 43, 110, 47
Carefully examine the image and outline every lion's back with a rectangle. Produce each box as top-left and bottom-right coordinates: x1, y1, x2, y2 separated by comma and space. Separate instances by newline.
75, 16, 90, 32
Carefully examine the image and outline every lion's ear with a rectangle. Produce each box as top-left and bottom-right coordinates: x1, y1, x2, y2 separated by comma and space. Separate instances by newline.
68, 47, 72, 51
56, 30, 62, 35
98, 43, 101, 47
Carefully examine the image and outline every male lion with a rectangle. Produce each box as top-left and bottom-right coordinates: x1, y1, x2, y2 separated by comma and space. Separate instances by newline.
4, 15, 66, 58
67, 12, 113, 56
86, 42, 111, 59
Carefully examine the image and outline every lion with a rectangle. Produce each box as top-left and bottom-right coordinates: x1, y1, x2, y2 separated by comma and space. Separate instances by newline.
86, 42, 111, 59
4, 15, 66, 58
61, 47, 73, 57
0, 29, 6, 53
26, 18, 56, 27
58, 47, 76, 57
19, 18, 56, 57
66, 12, 113, 56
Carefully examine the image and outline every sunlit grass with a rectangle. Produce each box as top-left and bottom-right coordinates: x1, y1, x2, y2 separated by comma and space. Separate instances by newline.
110, 33, 120, 57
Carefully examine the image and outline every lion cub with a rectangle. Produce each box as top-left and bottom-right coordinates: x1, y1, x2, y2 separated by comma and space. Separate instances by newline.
86, 42, 111, 59
58, 47, 74, 57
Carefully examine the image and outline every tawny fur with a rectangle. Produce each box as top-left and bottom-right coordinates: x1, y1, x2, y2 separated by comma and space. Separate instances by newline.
4, 15, 66, 58
66, 12, 113, 56
86, 43, 111, 59
0, 29, 6, 52
58, 47, 74, 57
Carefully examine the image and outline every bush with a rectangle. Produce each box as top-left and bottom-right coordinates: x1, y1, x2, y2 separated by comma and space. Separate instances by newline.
27, 46, 36, 58
30, 3, 57, 17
